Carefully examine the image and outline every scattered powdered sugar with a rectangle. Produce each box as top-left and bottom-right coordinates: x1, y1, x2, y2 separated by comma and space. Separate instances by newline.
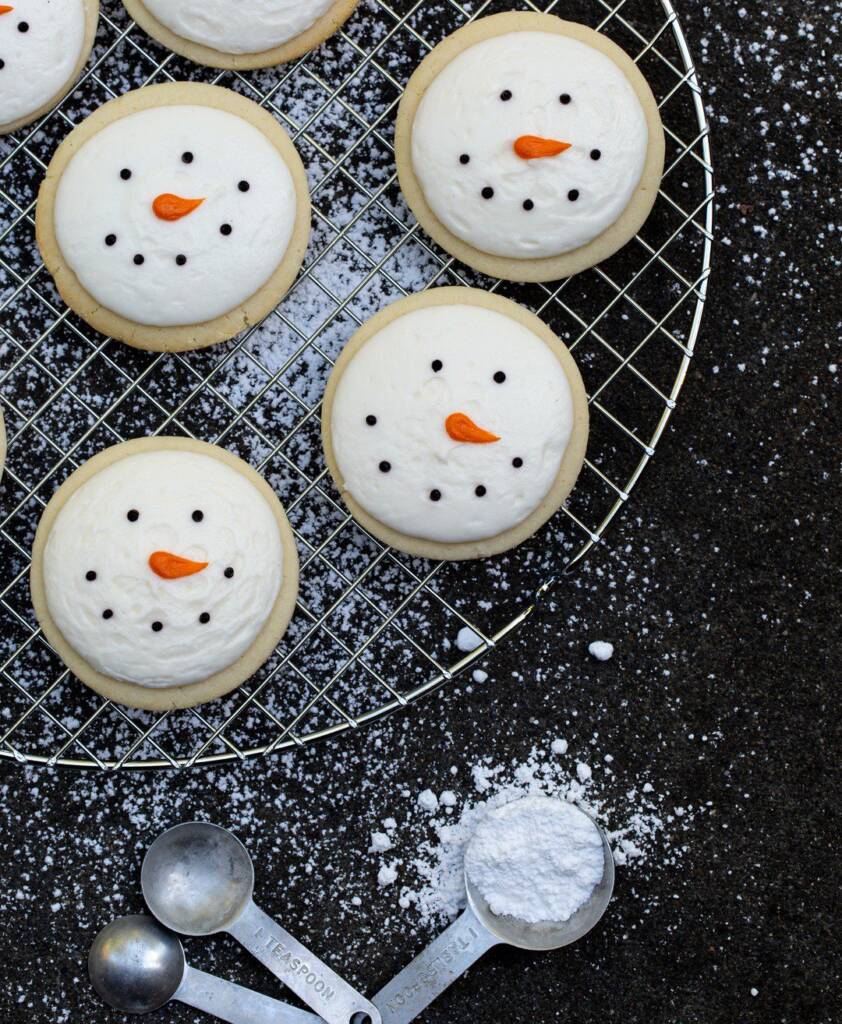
472, 669, 488, 683
464, 796, 604, 924
588, 640, 615, 661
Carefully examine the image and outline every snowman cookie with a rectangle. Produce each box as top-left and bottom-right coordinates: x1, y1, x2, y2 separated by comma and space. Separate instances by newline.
395, 12, 665, 282
321, 287, 589, 561
36, 82, 310, 352
0, 0, 99, 136
123, 0, 359, 70
30, 437, 299, 711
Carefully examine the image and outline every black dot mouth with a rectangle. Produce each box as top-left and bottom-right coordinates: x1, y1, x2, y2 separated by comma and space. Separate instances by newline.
151, 621, 163, 633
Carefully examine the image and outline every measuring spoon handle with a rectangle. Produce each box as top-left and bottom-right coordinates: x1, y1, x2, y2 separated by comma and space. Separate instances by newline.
229, 900, 382, 1024
372, 905, 499, 1024
178, 964, 321, 1024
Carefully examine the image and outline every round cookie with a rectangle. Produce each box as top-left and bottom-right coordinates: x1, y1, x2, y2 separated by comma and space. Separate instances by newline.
321, 287, 589, 561
123, 0, 359, 70
0, 0, 98, 136
395, 12, 665, 282
30, 437, 299, 711
36, 82, 311, 352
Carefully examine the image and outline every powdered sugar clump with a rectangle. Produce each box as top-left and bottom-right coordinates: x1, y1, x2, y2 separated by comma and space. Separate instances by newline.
456, 627, 483, 652
588, 641, 615, 661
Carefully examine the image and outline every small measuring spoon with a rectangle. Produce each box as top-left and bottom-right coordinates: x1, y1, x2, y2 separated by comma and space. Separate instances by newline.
372, 805, 615, 1024
89, 915, 319, 1022
142, 822, 381, 1024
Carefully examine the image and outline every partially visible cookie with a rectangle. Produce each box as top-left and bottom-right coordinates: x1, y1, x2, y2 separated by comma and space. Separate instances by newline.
30, 437, 300, 711
0, 0, 99, 136
0, 406, 6, 481
123, 0, 359, 69
395, 12, 665, 282
36, 82, 311, 352
321, 287, 589, 561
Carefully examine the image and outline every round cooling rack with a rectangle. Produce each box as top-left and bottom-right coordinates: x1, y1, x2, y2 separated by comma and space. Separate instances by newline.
0, 0, 713, 769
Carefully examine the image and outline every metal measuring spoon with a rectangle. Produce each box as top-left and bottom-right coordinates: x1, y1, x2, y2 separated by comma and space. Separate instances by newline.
89, 915, 319, 1022
142, 822, 381, 1024
372, 806, 615, 1024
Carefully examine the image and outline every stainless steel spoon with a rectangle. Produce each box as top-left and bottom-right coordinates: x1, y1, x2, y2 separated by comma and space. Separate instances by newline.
372, 803, 615, 1024
89, 915, 319, 1022
142, 822, 380, 1024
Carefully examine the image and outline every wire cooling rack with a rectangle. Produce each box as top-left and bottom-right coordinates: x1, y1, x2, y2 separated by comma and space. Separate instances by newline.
0, 0, 713, 769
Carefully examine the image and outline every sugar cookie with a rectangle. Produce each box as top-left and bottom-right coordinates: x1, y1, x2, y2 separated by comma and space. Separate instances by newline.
321, 287, 589, 560
31, 437, 299, 711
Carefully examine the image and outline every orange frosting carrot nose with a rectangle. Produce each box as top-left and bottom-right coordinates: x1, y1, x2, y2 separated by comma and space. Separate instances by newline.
514, 135, 572, 160
149, 551, 209, 580
446, 413, 500, 444
152, 193, 205, 221
0, 5, 14, 13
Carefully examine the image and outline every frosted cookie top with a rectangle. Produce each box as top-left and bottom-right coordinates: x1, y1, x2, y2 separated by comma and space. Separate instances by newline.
411, 30, 649, 259
0, 0, 87, 127
53, 103, 297, 327
330, 304, 575, 544
42, 450, 284, 688
140, 0, 335, 55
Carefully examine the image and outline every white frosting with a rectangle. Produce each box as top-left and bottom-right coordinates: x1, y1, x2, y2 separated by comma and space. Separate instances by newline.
411, 31, 649, 259
53, 104, 297, 327
330, 304, 574, 544
0, 0, 86, 127
141, 0, 335, 54
43, 450, 284, 688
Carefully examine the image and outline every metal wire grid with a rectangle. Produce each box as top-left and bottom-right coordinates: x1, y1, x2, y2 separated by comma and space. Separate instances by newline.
0, 0, 713, 769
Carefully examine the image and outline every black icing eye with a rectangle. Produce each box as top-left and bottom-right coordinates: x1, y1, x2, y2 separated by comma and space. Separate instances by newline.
192, 510, 204, 522
85, 570, 97, 582
151, 621, 163, 633
176, 254, 187, 266
568, 189, 580, 202
493, 371, 506, 384
459, 154, 470, 165
475, 485, 487, 497
430, 489, 442, 502
522, 199, 534, 212
560, 93, 571, 105
379, 461, 391, 473
366, 414, 377, 426
431, 359, 443, 372
102, 609, 113, 620
0, 60, 5, 70
105, 233, 117, 247
512, 457, 524, 468
17, 21, 29, 33
182, 151, 194, 164
133, 254, 145, 266
224, 567, 234, 579
199, 612, 211, 624
590, 149, 602, 161
481, 186, 494, 200
120, 168, 132, 181
127, 509, 139, 522
500, 89, 512, 101
220, 223, 232, 236
238, 180, 250, 192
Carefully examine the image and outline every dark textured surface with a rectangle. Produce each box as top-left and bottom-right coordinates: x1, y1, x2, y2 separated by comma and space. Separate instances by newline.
0, 1, 839, 1023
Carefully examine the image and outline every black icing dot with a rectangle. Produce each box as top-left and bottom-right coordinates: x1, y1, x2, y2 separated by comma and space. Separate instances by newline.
475, 485, 487, 497
133, 254, 145, 266
238, 180, 250, 192
493, 371, 506, 384
432, 359, 443, 372
102, 609, 113, 620
459, 153, 470, 165
430, 489, 442, 502
0, 60, 5, 70
224, 567, 234, 579
199, 612, 211, 624
120, 168, 132, 181
151, 621, 163, 633
522, 199, 534, 211
500, 89, 512, 101
182, 151, 194, 164
85, 570, 97, 582
568, 189, 580, 202
220, 223, 232, 236
17, 21, 29, 33
127, 509, 139, 522
590, 149, 602, 161
192, 510, 204, 522
176, 254, 187, 266
512, 457, 524, 468
379, 460, 391, 473
481, 186, 494, 200
105, 233, 117, 247
560, 93, 571, 105
366, 414, 377, 426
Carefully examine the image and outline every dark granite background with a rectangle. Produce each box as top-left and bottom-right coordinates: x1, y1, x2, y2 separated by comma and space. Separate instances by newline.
0, 1, 839, 1023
